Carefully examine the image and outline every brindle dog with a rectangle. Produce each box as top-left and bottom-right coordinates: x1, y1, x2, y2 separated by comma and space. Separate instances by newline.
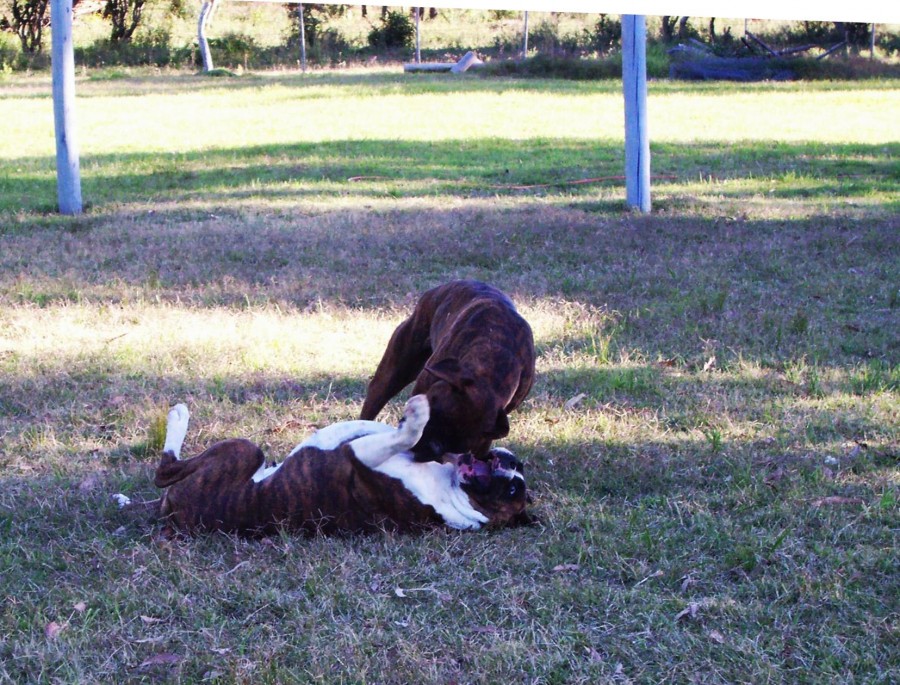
114, 395, 529, 536
360, 280, 535, 461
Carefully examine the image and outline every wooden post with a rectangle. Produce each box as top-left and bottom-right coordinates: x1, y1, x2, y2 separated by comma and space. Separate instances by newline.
51, 0, 82, 215
198, 2, 214, 71
298, 3, 307, 71
522, 11, 529, 60
415, 7, 421, 63
622, 14, 650, 213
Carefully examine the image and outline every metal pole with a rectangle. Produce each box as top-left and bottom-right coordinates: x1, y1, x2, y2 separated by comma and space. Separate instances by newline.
51, 0, 82, 215
622, 15, 650, 213
299, 3, 307, 71
870, 23, 876, 60
522, 11, 529, 60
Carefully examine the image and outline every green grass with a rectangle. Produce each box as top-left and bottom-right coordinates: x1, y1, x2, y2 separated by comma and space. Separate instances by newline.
0, 71, 898, 683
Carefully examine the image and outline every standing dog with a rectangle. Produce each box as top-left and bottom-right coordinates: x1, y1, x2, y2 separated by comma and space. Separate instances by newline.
114, 395, 529, 536
360, 280, 535, 460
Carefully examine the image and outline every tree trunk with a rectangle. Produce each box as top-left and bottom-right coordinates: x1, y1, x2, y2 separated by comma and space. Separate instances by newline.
661, 16, 677, 43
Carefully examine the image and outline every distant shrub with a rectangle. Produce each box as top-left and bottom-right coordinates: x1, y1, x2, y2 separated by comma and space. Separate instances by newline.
208, 32, 257, 68
0, 31, 19, 72
480, 45, 672, 81
481, 54, 621, 80
75, 29, 192, 68
877, 32, 900, 56
789, 55, 900, 80
367, 10, 414, 50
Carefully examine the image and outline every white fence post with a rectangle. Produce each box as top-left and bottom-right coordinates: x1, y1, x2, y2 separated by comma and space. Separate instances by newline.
622, 14, 650, 213
51, 0, 82, 215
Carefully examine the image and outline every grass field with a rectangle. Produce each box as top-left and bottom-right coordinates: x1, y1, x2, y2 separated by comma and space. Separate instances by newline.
0, 71, 898, 683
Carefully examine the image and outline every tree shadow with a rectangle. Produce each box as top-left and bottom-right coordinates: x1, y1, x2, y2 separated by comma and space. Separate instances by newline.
3, 139, 897, 221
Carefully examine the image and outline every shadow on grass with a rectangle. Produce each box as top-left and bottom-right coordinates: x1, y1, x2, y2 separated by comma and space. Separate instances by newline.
2, 202, 898, 365
2, 139, 898, 219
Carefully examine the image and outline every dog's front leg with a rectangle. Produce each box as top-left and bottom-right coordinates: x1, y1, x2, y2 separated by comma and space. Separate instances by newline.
350, 395, 429, 468
360, 317, 432, 420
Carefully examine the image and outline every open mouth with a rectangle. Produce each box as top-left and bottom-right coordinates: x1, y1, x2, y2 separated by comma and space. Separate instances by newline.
457, 453, 493, 488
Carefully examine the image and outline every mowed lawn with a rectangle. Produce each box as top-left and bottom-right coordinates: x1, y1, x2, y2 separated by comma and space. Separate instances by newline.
0, 70, 898, 683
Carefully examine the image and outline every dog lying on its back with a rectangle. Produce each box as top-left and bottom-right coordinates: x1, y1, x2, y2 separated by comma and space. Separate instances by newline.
360, 280, 536, 461
114, 395, 530, 536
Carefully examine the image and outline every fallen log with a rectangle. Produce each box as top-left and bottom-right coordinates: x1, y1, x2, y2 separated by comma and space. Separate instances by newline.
404, 50, 483, 74
670, 56, 795, 81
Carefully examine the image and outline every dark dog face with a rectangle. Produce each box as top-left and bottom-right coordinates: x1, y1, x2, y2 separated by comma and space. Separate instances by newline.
413, 358, 510, 459
455, 448, 531, 527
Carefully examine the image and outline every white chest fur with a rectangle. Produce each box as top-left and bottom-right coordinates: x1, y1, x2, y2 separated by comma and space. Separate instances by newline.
252, 418, 488, 530
373, 452, 488, 530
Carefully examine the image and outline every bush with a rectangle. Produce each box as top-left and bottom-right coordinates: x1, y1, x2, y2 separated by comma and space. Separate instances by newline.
480, 46, 671, 81
0, 31, 19, 72
75, 29, 192, 68
367, 11, 414, 50
480, 54, 621, 80
876, 32, 900, 57
208, 32, 256, 69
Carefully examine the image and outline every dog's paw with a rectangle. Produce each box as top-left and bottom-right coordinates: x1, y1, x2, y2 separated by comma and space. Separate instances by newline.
400, 394, 430, 437
168, 403, 190, 427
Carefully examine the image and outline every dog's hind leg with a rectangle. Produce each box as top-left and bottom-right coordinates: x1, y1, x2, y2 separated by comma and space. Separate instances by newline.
350, 394, 429, 468
163, 403, 190, 459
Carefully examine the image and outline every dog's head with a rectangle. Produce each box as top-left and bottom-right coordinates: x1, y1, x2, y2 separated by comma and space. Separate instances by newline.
414, 358, 510, 459
454, 447, 532, 528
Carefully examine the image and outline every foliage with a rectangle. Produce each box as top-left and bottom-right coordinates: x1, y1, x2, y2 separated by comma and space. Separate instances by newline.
0, 28, 18, 70
367, 10, 414, 50
878, 31, 900, 56
586, 14, 621, 56
481, 47, 670, 81
208, 31, 256, 68
75, 28, 192, 68
103, 0, 146, 44
488, 9, 517, 21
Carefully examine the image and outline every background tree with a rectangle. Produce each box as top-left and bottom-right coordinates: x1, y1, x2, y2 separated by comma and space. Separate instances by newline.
289, 3, 345, 48
103, 0, 146, 43
7, 0, 49, 53
660, 15, 691, 43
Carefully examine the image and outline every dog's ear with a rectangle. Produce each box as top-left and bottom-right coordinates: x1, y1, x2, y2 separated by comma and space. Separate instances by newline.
425, 358, 474, 391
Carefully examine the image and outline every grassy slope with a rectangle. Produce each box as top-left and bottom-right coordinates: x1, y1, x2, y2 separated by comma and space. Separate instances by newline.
0, 73, 897, 683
